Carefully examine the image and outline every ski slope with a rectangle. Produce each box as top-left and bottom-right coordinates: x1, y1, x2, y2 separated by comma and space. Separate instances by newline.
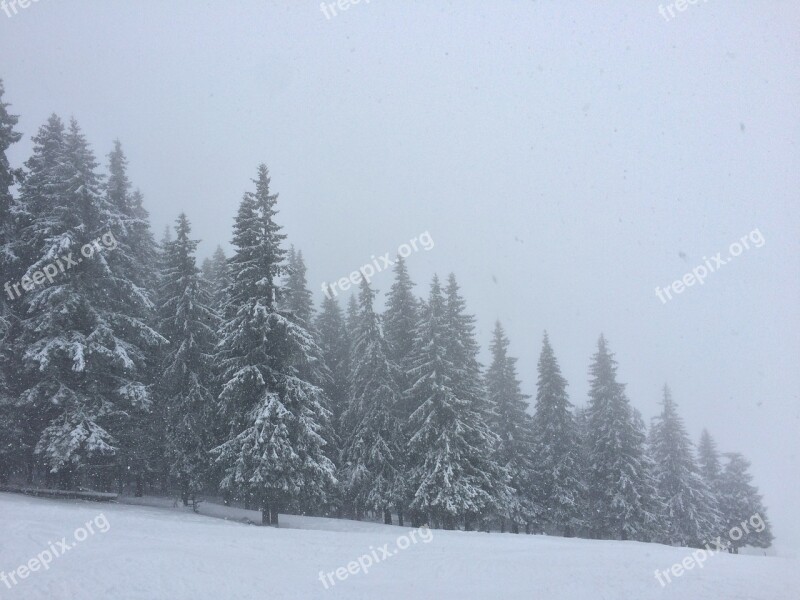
0, 492, 796, 599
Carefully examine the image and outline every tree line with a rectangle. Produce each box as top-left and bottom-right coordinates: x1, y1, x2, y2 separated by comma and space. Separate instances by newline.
0, 80, 773, 551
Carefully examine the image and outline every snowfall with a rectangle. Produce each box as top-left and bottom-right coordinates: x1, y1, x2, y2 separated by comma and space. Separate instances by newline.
0, 492, 797, 599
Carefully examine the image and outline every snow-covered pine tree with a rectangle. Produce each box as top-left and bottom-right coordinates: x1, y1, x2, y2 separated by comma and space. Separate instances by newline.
346, 293, 358, 334
0, 79, 24, 482
314, 287, 349, 516
697, 429, 722, 492
157, 213, 219, 505
405, 275, 509, 530
104, 140, 161, 494
201, 245, 231, 314
315, 289, 349, 433
383, 255, 417, 394
486, 322, 538, 534
444, 274, 512, 530
15, 118, 163, 489
282, 246, 314, 327
648, 386, 720, 546
340, 278, 404, 525
531, 332, 585, 536
0, 78, 22, 334
718, 452, 774, 552
585, 335, 654, 541
212, 164, 335, 526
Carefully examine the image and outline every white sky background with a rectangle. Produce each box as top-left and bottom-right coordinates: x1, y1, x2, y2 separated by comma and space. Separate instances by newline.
2, 1, 798, 549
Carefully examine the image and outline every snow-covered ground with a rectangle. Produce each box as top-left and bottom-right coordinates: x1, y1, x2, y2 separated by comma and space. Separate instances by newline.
0, 492, 797, 599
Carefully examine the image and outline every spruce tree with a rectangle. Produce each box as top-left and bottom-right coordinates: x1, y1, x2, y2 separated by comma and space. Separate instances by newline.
585, 335, 654, 540
531, 332, 584, 536
383, 255, 417, 391
0, 79, 23, 482
340, 279, 404, 524
718, 453, 774, 552
697, 429, 722, 490
201, 245, 231, 313
405, 275, 509, 530
157, 213, 219, 504
486, 322, 537, 533
15, 118, 162, 489
213, 164, 335, 525
282, 246, 314, 326
649, 386, 720, 546
104, 141, 160, 494
315, 289, 349, 439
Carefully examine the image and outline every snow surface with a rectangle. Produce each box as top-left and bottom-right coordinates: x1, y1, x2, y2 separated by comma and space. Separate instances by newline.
0, 492, 797, 599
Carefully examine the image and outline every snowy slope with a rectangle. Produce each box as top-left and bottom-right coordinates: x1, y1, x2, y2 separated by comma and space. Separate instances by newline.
0, 492, 797, 600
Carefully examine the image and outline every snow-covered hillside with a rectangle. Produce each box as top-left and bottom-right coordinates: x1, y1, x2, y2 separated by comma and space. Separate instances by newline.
0, 493, 796, 599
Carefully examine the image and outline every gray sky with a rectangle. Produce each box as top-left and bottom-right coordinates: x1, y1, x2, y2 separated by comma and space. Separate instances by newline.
2, 1, 798, 550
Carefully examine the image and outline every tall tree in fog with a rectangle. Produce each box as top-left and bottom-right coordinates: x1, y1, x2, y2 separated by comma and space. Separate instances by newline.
0, 79, 23, 482
340, 279, 404, 524
104, 140, 161, 493
201, 245, 231, 313
315, 288, 348, 443
585, 335, 655, 541
15, 118, 162, 488
157, 213, 219, 504
531, 332, 584, 536
383, 255, 418, 395
405, 275, 509, 529
486, 322, 537, 533
718, 453, 774, 552
213, 165, 335, 525
282, 246, 314, 327
649, 386, 720, 546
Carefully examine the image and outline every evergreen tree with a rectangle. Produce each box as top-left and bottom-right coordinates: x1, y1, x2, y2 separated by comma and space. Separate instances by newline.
201, 245, 231, 313
531, 332, 584, 536
157, 213, 219, 504
405, 275, 509, 530
585, 335, 654, 541
15, 118, 163, 489
649, 386, 720, 546
0, 79, 24, 482
383, 255, 417, 392
340, 279, 404, 524
282, 246, 314, 326
718, 453, 774, 552
212, 165, 335, 526
315, 289, 349, 437
486, 322, 537, 533
697, 429, 722, 491
104, 140, 160, 494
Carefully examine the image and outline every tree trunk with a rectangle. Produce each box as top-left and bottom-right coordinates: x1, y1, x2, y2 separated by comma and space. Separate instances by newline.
383, 509, 392, 525
511, 521, 519, 534
135, 474, 143, 497
270, 506, 279, 527
397, 508, 404, 527
464, 515, 472, 531
500, 517, 506, 533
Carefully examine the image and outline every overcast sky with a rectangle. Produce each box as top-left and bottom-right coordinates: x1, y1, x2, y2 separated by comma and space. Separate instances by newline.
2, 1, 798, 550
